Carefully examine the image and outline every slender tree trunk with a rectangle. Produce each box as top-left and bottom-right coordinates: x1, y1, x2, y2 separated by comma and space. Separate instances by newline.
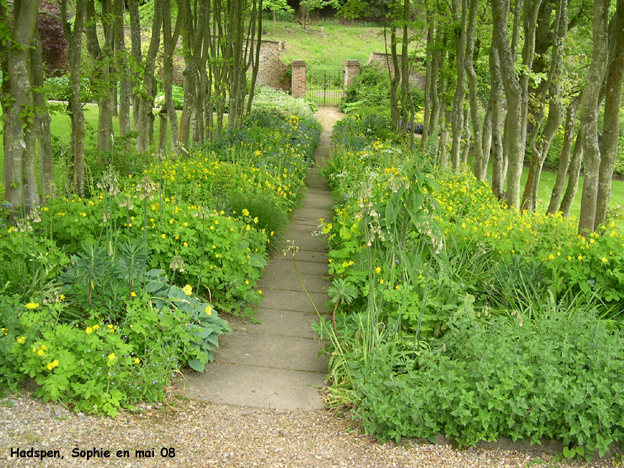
421, 6, 435, 150
490, 43, 505, 200
163, 0, 180, 152
31, 28, 54, 200
560, 128, 583, 217
578, 0, 609, 235
128, 0, 142, 131
85, 0, 114, 153
464, 0, 483, 180
522, 0, 567, 211
547, 93, 581, 215
492, 0, 524, 210
62, 0, 87, 196
114, 0, 131, 137
136, 0, 162, 153
594, 0, 624, 228
450, 0, 467, 170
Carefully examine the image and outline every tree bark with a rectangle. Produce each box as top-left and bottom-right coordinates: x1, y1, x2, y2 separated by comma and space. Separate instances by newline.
464, 0, 484, 180
136, 0, 162, 153
547, 92, 581, 215
450, 0, 467, 170
578, 0, 609, 235
560, 128, 583, 218
128, 0, 142, 131
114, 0, 131, 137
31, 28, 54, 200
1, 0, 40, 209
522, 0, 567, 211
61, 0, 87, 196
163, 0, 180, 152
594, 0, 624, 228
492, 0, 524, 210
85, 0, 114, 153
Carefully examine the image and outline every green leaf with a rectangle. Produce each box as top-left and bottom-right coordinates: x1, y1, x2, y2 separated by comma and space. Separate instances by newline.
189, 359, 205, 372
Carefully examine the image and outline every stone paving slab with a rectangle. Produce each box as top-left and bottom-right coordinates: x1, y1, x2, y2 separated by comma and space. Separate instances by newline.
229, 308, 324, 339
274, 249, 328, 264
214, 332, 327, 373
256, 289, 329, 314
259, 270, 328, 294
267, 258, 328, 275
183, 363, 325, 410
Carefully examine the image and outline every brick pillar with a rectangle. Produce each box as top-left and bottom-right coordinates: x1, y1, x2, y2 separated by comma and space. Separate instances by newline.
291, 60, 306, 98
344, 59, 361, 89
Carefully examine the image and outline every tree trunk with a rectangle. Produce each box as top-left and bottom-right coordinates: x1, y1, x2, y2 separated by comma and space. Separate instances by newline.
114, 0, 131, 137
490, 43, 505, 200
421, 7, 435, 151
85, 0, 114, 153
522, 0, 567, 211
594, 0, 624, 228
450, 0, 467, 171
136, 0, 162, 153
560, 128, 583, 218
492, 0, 524, 210
128, 0, 142, 131
578, 0, 609, 235
1, 0, 40, 209
62, 0, 87, 196
31, 28, 54, 200
547, 92, 581, 215
163, 0, 180, 152
464, 0, 484, 180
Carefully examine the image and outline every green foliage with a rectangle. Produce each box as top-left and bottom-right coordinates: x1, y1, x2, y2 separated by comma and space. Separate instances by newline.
154, 85, 184, 110
321, 110, 624, 457
353, 310, 624, 459
226, 191, 289, 255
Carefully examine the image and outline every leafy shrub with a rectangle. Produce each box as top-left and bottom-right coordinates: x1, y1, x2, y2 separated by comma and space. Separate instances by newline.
252, 86, 316, 119
226, 191, 289, 254
10, 282, 229, 416
353, 309, 624, 459
154, 85, 185, 110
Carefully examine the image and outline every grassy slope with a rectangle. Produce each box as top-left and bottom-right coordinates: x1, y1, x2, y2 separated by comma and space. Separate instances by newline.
264, 19, 388, 69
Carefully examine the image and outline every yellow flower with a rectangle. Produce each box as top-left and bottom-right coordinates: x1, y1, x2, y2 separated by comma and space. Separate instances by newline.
182, 284, 193, 296
578, 255, 583, 260
85, 327, 93, 335
183, 242, 188, 247
242, 209, 250, 217
161, 234, 166, 239
602, 257, 608, 263
59, 294, 65, 301
37, 349, 44, 356
134, 358, 140, 364
25, 302, 39, 310
379, 279, 384, 284
212, 244, 216, 249
16, 337, 25, 344
205, 305, 212, 316
375, 267, 381, 274
108, 353, 116, 361
258, 290, 263, 295
131, 291, 137, 297
93, 324, 99, 330
253, 217, 259, 224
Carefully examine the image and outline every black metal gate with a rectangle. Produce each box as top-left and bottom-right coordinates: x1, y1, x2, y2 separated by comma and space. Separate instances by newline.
306, 69, 344, 106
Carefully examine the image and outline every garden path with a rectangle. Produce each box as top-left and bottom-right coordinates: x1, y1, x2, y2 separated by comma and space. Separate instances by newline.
181, 107, 344, 410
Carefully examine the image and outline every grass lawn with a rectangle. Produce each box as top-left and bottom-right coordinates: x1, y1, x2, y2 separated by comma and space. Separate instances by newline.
264, 19, 388, 70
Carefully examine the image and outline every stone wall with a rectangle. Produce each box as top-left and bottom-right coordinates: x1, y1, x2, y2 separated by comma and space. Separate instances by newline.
257, 40, 290, 91
365, 52, 426, 90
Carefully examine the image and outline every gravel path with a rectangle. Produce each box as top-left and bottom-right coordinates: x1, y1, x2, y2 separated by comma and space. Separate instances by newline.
0, 108, 615, 468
